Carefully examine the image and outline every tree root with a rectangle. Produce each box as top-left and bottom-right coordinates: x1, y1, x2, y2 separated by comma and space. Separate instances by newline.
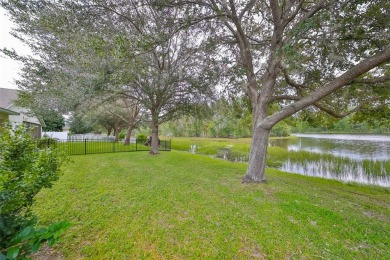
241, 175, 267, 184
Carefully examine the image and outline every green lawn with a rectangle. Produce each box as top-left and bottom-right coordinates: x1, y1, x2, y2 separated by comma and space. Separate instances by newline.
32, 151, 390, 259
170, 136, 253, 154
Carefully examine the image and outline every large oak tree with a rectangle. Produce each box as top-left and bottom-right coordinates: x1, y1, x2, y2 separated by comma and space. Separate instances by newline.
2, 0, 215, 154
173, 0, 390, 182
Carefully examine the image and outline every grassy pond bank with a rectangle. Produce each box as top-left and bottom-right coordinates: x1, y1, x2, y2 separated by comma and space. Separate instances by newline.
171, 137, 390, 187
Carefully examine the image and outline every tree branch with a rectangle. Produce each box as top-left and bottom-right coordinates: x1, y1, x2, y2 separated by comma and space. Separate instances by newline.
281, 0, 304, 28
283, 0, 328, 44
282, 68, 306, 89
260, 45, 390, 129
238, 0, 257, 21
271, 95, 300, 101
352, 76, 390, 84
313, 97, 383, 118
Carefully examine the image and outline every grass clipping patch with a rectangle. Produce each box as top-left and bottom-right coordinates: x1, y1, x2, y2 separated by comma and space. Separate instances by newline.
32, 151, 390, 259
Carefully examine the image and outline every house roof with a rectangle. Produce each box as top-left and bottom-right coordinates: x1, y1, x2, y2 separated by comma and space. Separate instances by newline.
0, 87, 46, 127
0, 107, 19, 115
0, 88, 18, 109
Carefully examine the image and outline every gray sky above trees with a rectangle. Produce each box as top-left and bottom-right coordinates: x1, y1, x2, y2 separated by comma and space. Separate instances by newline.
0, 8, 31, 89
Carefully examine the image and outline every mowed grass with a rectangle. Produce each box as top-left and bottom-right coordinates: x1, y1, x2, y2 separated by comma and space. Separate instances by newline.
170, 137, 253, 154
32, 151, 390, 259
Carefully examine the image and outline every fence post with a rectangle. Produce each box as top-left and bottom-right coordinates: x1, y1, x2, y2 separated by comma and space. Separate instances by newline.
136, 138, 138, 151
84, 139, 87, 155
113, 140, 115, 153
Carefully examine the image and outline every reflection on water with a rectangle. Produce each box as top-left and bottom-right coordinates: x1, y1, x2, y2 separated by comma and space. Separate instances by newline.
269, 134, 390, 161
267, 134, 390, 186
189, 134, 390, 187
190, 144, 197, 154
280, 158, 390, 187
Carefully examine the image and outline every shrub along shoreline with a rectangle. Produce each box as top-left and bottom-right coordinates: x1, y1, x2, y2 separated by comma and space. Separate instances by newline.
31, 151, 389, 258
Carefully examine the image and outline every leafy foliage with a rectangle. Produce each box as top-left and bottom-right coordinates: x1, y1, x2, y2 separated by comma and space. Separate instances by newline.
290, 113, 390, 134
0, 221, 71, 260
69, 113, 95, 134
0, 124, 68, 258
118, 132, 126, 140
136, 134, 148, 144
161, 96, 253, 138
42, 111, 65, 132
270, 122, 291, 137
37, 137, 58, 149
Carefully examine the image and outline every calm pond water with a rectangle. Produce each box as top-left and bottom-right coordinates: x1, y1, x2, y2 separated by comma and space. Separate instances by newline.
188, 134, 390, 186
269, 134, 390, 187
269, 134, 390, 161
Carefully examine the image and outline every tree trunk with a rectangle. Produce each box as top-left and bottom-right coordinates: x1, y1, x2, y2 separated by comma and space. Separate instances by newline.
114, 127, 120, 142
124, 125, 133, 145
150, 123, 159, 154
242, 127, 270, 183
107, 128, 112, 136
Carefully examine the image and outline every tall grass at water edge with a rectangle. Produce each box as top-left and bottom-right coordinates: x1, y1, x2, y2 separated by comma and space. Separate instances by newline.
270, 147, 390, 187
170, 137, 390, 186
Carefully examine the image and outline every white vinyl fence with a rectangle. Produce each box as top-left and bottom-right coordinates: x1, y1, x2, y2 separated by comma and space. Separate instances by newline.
68, 134, 115, 141
42, 131, 68, 140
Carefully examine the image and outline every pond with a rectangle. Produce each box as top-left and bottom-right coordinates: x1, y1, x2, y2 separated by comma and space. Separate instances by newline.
269, 134, 390, 161
184, 134, 390, 187
269, 134, 390, 187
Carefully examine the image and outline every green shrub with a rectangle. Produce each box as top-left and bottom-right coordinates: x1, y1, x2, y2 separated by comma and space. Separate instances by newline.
0, 124, 69, 258
270, 122, 291, 137
136, 134, 148, 144
37, 137, 58, 149
118, 132, 126, 140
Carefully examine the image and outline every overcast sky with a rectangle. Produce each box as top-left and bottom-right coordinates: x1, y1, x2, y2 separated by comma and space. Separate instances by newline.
0, 8, 31, 90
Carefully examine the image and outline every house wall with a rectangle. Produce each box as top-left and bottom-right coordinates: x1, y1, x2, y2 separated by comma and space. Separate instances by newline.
0, 112, 9, 126
24, 122, 42, 139
8, 105, 42, 138
8, 106, 41, 125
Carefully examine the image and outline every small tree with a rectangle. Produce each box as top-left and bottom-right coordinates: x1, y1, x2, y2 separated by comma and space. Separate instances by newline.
90, 96, 141, 144
0, 124, 69, 258
69, 113, 95, 134
42, 110, 65, 132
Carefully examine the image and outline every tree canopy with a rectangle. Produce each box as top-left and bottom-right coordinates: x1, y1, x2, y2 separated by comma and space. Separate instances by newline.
2, 0, 217, 153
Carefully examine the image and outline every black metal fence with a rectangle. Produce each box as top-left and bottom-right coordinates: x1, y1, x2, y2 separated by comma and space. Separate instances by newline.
37, 138, 171, 156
